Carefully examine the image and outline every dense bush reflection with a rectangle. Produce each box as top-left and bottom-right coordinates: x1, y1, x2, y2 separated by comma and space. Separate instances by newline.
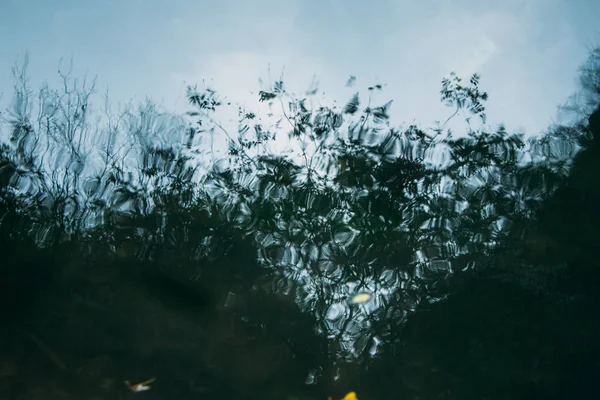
1, 51, 599, 399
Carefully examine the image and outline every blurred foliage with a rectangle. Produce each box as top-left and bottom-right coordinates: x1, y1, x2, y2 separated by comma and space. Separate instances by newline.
1, 48, 599, 399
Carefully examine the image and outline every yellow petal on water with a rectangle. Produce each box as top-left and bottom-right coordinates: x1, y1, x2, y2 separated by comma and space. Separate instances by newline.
342, 392, 358, 400
327, 392, 358, 400
351, 293, 371, 304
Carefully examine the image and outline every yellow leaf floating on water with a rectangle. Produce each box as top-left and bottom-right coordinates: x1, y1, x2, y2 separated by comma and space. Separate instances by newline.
343, 392, 358, 400
125, 377, 156, 393
328, 391, 358, 400
350, 292, 371, 304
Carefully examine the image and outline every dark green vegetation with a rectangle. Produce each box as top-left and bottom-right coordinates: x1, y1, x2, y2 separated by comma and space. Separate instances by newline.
1, 49, 599, 399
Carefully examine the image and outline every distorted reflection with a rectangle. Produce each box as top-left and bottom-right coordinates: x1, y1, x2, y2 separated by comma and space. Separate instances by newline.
1, 50, 599, 399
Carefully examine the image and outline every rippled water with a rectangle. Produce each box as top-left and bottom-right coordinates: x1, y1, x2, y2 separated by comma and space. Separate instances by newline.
1, 70, 599, 399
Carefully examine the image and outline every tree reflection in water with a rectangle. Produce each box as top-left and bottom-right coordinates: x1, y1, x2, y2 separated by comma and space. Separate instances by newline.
0, 50, 599, 399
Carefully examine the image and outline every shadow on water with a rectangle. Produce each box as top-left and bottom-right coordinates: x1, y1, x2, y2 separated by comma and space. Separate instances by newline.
1, 50, 600, 399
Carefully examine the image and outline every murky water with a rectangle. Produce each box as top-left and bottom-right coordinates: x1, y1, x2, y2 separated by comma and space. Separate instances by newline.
1, 67, 599, 399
